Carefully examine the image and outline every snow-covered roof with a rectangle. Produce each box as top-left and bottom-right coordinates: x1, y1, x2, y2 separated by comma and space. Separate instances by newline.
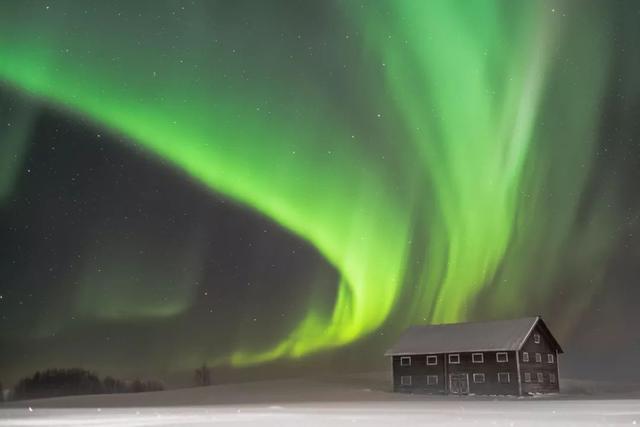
385, 316, 563, 356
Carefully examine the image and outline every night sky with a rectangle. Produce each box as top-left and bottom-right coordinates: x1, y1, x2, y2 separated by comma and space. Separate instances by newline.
1, 0, 640, 386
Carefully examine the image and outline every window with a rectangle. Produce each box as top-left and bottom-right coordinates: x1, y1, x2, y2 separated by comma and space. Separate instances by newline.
547, 354, 554, 364
549, 373, 556, 384
524, 372, 531, 383
448, 354, 460, 364
473, 373, 485, 383
496, 352, 508, 363
427, 375, 438, 385
535, 353, 542, 363
534, 333, 541, 344
537, 372, 544, 383
400, 356, 411, 366
498, 372, 510, 383
472, 353, 484, 363
522, 352, 529, 362
426, 355, 438, 365
401, 375, 412, 386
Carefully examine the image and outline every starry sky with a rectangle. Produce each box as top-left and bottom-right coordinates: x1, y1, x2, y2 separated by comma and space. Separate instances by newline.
1, 0, 639, 386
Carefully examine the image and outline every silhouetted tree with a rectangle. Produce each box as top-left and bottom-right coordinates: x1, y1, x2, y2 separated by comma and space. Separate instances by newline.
131, 378, 145, 393
194, 363, 211, 386
144, 379, 165, 392
102, 376, 116, 393
12, 368, 103, 400
11, 369, 164, 400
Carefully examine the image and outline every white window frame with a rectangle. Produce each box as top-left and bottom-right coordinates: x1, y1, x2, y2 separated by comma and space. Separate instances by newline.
448, 353, 460, 364
496, 352, 508, 363
473, 373, 485, 383
498, 372, 510, 383
549, 373, 556, 383
524, 372, 531, 383
547, 354, 554, 364
400, 356, 411, 366
426, 355, 438, 366
534, 333, 541, 344
522, 352, 529, 362
401, 375, 412, 386
535, 353, 542, 363
427, 375, 438, 385
472, 353, 484, 363
537, 372, 544, 383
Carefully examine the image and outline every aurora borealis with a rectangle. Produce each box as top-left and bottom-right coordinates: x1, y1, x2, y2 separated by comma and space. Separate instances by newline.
1, 0, 640, 384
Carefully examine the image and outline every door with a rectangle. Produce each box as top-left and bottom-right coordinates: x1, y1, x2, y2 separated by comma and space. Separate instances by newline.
449, 373, 469, 394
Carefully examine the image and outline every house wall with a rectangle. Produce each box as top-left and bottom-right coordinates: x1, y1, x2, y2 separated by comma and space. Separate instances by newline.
519, 323, 560, 394
448, 351, 519, 395
392, 354, 445, 393
392, 351, 519, 395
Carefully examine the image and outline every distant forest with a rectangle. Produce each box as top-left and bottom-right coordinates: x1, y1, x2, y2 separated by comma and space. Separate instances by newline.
4, 368, 164, 401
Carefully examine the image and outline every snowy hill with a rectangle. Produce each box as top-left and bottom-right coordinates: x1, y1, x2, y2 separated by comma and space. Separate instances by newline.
1, 374, 639, 426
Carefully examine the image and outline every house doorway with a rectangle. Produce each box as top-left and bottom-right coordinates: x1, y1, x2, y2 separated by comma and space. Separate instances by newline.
449, 373, 469, 394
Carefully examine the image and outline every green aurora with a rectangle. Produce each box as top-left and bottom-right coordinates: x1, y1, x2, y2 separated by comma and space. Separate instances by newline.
0, 0, 637, 369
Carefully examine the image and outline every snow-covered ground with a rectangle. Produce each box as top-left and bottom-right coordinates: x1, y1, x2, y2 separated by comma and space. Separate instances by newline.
1, 375, 639, 426
1, 400, 640, 426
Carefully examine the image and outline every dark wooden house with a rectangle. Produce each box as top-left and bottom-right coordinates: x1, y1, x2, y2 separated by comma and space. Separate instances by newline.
385, 316, 562, 395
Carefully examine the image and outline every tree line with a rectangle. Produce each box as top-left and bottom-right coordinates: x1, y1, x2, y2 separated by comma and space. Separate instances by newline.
2, 368, 164, 401
0, 363, 215, 402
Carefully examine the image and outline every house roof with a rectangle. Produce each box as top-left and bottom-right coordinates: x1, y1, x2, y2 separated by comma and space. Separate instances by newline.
384, 316, 563, 356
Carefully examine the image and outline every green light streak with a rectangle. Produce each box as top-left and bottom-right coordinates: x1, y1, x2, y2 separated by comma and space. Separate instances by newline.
0, 0, 612, 366
357, 1, 559, 322
0, 95, 36, 202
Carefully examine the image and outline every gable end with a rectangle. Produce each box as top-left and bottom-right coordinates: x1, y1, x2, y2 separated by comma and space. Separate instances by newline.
518, 317, 563, 353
